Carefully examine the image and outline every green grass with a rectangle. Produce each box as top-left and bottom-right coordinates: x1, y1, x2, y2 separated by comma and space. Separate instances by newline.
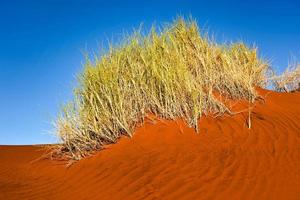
56, 17, 269, 159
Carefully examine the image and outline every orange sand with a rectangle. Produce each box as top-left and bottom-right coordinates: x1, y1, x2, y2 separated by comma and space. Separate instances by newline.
1, 89, 300, 200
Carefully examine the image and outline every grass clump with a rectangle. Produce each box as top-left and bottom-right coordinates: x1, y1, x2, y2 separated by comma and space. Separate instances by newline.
56, 17, 269, 159
272, 63, 300, 92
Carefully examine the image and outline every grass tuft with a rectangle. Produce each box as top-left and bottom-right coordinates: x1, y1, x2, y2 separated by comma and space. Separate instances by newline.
272, 63, 300, 92
56, 17, 269, 159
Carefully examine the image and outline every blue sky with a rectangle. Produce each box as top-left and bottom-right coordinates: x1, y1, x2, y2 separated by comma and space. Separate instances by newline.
1, 0, 300, 144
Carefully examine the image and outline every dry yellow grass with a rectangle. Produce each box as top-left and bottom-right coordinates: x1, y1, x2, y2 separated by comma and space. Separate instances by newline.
272, 64, 300, 92
56, 17, 269, 159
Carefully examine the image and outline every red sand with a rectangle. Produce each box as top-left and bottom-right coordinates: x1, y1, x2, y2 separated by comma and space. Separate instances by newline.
1, 89, 300, 200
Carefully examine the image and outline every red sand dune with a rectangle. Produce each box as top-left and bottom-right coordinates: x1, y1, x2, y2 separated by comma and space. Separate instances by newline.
1, 89, 300, 200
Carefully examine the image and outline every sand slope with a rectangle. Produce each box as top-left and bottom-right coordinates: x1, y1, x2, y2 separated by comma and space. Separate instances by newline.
1, 90, 300, 200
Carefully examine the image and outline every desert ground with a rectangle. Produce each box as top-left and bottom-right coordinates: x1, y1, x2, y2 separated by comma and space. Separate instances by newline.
1, 89, 300, 200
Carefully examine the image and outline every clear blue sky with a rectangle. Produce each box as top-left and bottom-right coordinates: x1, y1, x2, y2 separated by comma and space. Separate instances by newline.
1, 0, 300, 144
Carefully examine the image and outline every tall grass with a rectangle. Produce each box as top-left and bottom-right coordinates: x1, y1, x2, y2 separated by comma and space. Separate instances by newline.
56, 17, 269, 159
